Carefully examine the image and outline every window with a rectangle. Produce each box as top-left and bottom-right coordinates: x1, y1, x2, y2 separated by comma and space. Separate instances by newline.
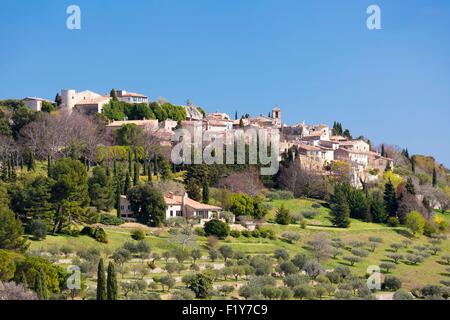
196, 210, 209, 219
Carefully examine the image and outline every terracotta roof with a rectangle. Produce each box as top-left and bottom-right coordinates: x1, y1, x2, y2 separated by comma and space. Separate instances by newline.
75, 96, 110, 106
120, 92, 148, 98
107, 120, 158, 127
23, 97, 54, 103
298, 144, 321, 151
164, 194, 222, 211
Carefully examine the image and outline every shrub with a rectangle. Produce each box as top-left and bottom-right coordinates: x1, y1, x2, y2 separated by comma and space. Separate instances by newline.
405, 254, 424, 265
241, 230, 251, 238
291, 212, 305, 224
251, 230, 260, 238
29, 220, 48, 240
204, 220, 230, 239
351, 249, 369, 258
100, 214, 124, 226
81, 226, 108, 243
194, 227, 206, 237
258, 228, 276, 240
280, 232, 301, 244
131, 229, 146, 241
383, 276, 402, 291
293, 284, 314, 300
420, 285, 441, 297
393, 289, 414, 300
274, 249, 289, 261
229, 230, 241, 238
405, 211, 426, 236
301, 209, 319, 219
266, 190, 294, 201
387, 217, 400, 227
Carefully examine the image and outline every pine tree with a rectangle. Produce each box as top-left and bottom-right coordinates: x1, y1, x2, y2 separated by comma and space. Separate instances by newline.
107, 262, 118, 300
34, 270, 48, 300
383, 179, 398, 217
124, 172, 131, 195
405, 177, 416, 195
202, 179, 209, 204
330, 186, 351, 228
96, 258, 106, 300
432, 167, 438, 187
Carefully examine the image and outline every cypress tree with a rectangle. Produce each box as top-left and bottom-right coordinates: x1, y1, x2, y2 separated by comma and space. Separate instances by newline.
116, 182, 122, 218
34, 270, 48, 300
330, 187, 351, 228
381, 144, 386, 157
153, 153, 158, 178
383, 179, 398, 217
107, 262, 118, 300
128, 150, 133, 177
405, 177, 416, 195
411, 156, 416, 173
21, 271, 28, 289
202, 179, 209, 204
47, 155, 51, 176
147, 161, 152, 184
113, 159, 117, 176
96, 258, 106, 300
235, 111, 238, 120
124, 172, 131, 195
133, 162, 139, 186
432, 167, 438, 187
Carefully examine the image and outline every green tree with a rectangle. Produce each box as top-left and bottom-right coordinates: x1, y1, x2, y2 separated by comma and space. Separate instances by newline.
124, 171, 131, 195
383, 180, 398, 217
128, 185, 167, 227
329, 186, 351, 228
202, 179, 209, 204
275, 205, 291, 225
186, 273, 213, 299
96, 258, 106, 300
49, 158, 89, 233
204, 220, 230, 239
34, 270, 48, 300
370, 192, 387, 223
89, 166, 114, 212
0, 207, 29, 252
107, 262, 118, 300
405, 211, 426, 236
432, 167, 438, 187
405, 177, 416, 195
115, 181, 122, 218
110, 89, 118, 101
116, 124, 144, 146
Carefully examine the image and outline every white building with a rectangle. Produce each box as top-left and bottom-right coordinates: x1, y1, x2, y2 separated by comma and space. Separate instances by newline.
60, 89, 111, 115
23, 97, 54, 112
120, 192, 222, 224
116, 90, 148, 104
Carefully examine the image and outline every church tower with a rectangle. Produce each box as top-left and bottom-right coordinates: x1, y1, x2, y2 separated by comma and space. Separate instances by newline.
272, 106, 281, 127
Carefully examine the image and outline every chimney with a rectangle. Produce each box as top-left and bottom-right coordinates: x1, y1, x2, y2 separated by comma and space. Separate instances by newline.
168, 192, 174, 199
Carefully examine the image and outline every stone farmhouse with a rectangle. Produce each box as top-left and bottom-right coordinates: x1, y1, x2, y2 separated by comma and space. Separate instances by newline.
120, 192, 222, 224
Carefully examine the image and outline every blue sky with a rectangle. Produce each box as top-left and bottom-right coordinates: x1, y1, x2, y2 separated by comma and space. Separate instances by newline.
0, 0, 449, 166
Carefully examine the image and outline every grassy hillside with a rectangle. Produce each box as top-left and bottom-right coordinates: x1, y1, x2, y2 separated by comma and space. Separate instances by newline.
28, 198, 450, 295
